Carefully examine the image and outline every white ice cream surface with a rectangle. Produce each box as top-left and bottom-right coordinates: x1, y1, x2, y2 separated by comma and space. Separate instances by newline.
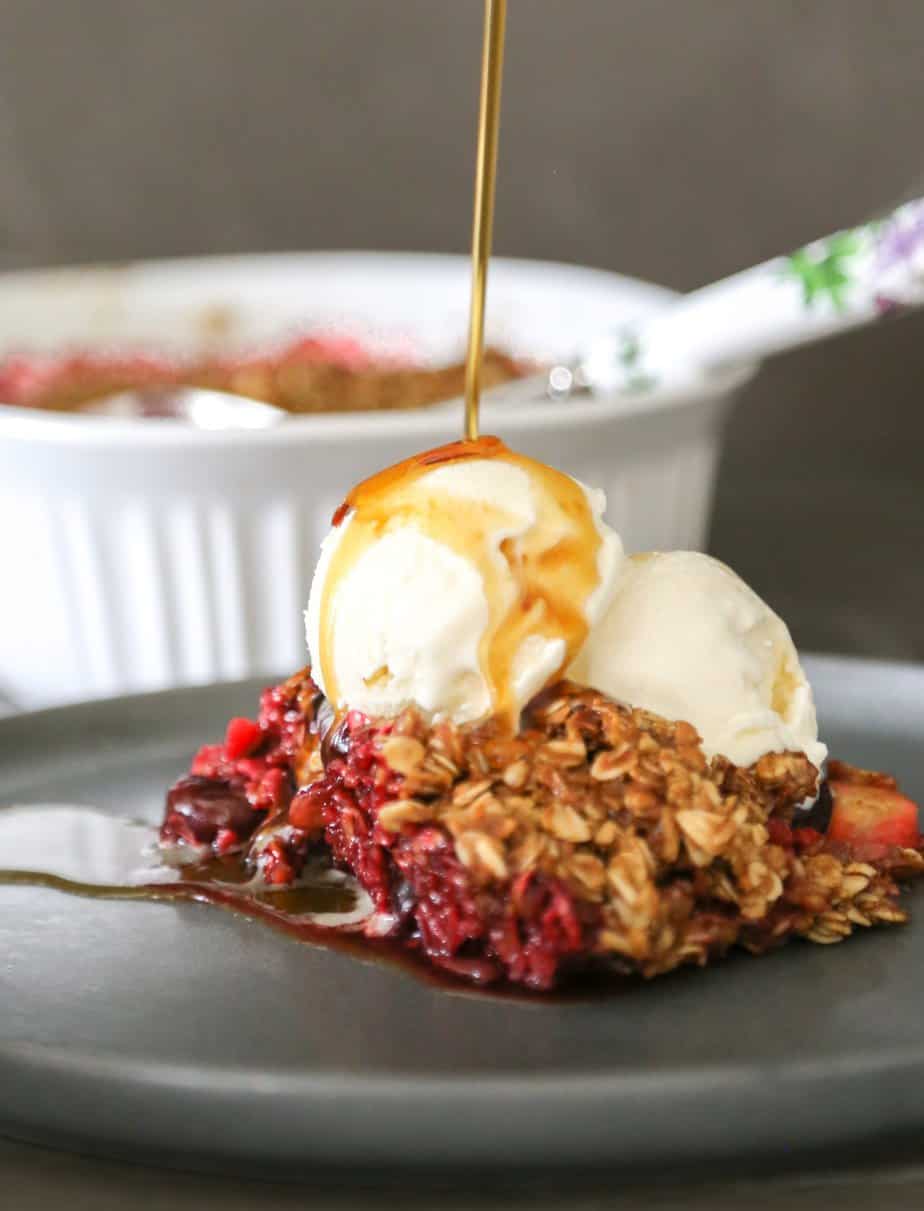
305, 456, 623, 725
308, 519, 491, 720
305, 456, 824, 773
424, 458, 535, 515
570, 551, 827, 770
581, 483, 624, 628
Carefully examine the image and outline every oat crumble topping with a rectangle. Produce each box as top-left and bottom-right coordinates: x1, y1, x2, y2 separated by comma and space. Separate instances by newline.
359, 682, 923, 977
163, 670, 924, 990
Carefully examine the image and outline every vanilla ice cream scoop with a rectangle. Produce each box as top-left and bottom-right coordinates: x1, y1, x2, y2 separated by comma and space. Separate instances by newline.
569, 551, 827, 771
306, 436, 623, 726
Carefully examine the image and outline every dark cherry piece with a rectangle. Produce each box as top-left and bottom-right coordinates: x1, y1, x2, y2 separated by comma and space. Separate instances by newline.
161, 776, 260, 851
801, 780, 834, 833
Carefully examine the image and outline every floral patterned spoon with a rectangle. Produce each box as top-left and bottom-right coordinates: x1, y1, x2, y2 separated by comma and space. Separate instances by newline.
500, 196, 924, 400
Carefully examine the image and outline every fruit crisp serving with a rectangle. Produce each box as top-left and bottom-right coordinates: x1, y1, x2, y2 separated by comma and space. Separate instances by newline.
0, 338, 525, 414
161, 668, 924, 991
156, 436, 923, 993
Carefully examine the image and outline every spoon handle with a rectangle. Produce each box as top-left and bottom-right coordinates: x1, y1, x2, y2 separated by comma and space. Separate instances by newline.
587, 197, 924, 392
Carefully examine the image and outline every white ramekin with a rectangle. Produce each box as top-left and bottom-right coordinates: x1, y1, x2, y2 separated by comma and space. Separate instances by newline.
0, 252, 754, 707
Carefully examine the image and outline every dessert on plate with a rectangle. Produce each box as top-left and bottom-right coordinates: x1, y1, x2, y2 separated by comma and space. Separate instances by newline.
161, 436, 924, 991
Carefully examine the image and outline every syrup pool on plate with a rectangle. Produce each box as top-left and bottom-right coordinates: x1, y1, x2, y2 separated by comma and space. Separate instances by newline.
0, 804, 366, 924
0, 803, 565, 997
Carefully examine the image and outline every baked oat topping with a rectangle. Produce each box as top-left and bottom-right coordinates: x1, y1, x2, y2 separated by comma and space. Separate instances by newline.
162, 671, 924, 991
0, 343, 526, 415
354, 682, 923, 980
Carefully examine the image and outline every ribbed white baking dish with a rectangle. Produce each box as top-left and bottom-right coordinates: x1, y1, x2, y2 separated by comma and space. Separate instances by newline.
0, 252, 754, 707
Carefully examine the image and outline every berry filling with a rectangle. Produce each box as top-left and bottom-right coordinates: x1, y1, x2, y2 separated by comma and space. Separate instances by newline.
162, 776, 260, 851
0, 340, 526, 415
160, 670, 319, 852
285, 711, 600, 987
161, 674, 924, 992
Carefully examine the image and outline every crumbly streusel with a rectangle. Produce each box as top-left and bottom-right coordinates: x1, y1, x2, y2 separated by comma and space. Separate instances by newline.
362, 682, 924, 978
163, 669, 923, 989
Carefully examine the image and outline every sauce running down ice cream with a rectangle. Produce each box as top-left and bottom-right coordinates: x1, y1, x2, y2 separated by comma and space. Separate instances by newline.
307, 440, 826, 771
306, 436, 623, 728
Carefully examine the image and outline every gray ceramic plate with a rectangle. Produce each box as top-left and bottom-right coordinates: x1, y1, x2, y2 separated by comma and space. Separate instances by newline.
1, 655, 923, 1175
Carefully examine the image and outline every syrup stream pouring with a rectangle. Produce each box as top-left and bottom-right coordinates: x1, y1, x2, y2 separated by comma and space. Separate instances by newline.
462, 0, 507, 441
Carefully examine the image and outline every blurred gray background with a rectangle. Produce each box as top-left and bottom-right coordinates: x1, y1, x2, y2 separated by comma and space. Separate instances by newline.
0, 0, 921, 661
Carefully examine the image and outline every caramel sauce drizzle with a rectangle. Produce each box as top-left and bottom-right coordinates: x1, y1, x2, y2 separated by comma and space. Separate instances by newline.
319, 9, 599, 730
463, 0, 507, 442
320, 437, 601, 727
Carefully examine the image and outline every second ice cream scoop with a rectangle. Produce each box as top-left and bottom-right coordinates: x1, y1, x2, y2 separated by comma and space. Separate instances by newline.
570, 551, 827, 771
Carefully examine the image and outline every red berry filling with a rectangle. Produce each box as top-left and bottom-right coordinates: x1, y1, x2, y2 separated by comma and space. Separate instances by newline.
161, 776, 260, 851
285, 712, 596, 989
223, 717, 264, 761
161, 675, 924, 992
161, 672, 318, 853
0, 337, 378, 411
